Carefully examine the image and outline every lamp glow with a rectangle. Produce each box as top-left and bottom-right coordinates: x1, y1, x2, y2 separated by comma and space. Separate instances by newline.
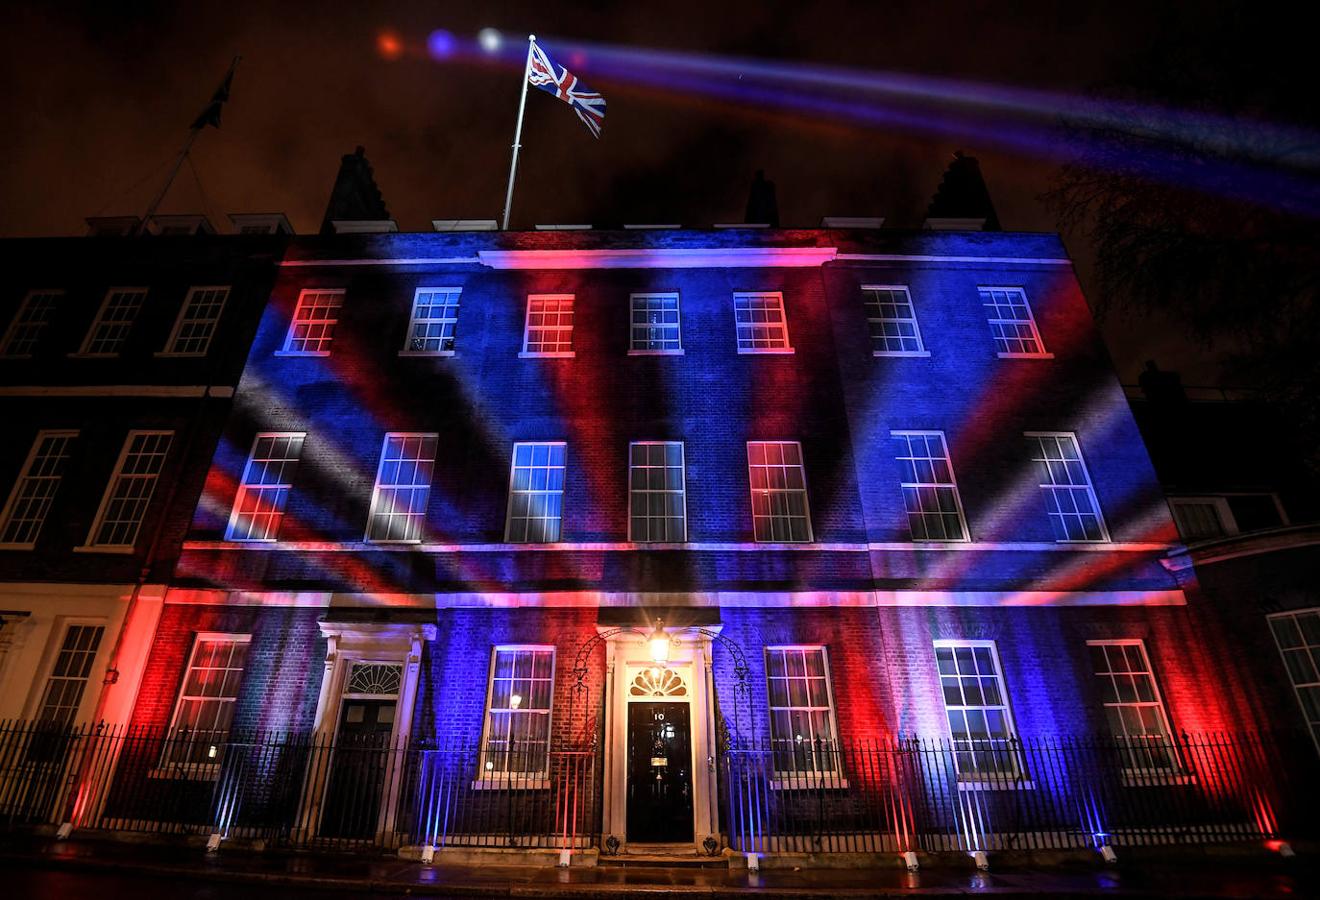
509, 693, 522, 710
649, 621, 670, 664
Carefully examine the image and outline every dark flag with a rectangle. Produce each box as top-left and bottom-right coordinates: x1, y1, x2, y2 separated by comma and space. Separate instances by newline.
190, 60, 238, 130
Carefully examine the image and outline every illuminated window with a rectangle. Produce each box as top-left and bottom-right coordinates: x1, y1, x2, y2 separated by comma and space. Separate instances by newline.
629, 441, 686, 542
1027, 433, 1108, 542
892, 431, 968, 541
226, 433, 305, 542
506, 442, 567, 543
746, 441, 812, 542
980, 287, 1046, 357
0, 290, 62, 357
366, 432, 438, 542
934, 641, 1019, 779
1087, 641, 1177, 771
733, 292, 792, 352
403, 287, 460, 354
163, 286, 229, 355
163, 634, 250, 766
34, 624, 105, 726
629, 293, 682, 353
480, 646, 554, 776
80, 288, 147, 356
765, 646, 839, 774
521, 294, 575, 356
862, 285, 925, 355
0, 430, 77, 547
281, 289, 344, 355
1268, 609, 1320, 756
85, 430, 173, 549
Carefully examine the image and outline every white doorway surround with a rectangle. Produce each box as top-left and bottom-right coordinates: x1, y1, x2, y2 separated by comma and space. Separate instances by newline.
598, 624, 722, 855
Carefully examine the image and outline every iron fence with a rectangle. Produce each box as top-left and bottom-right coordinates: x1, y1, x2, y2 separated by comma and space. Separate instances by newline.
721, 732, 1308, 854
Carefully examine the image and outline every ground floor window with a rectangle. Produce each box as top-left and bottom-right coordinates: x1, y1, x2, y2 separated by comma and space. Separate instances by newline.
480, 646, 555, 777
34, 623, 105, 726
765, 645, 839, 774
163, 634, 250, 766
934, 640, 1019, 779
1268, 609, 1320, 755
1087, 640, 1177, 771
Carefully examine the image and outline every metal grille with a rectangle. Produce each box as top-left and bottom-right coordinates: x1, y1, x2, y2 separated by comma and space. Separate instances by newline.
347, 663, 403, 696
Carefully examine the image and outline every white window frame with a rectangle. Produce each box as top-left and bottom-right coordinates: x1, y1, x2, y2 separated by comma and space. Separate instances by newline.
628, 292, 684, 355
76, 287, 148, 357
161, 632, 252, 776
627, 441, 687, 543
364, 432, 438, 544
746, 440, 814, 543
278, 288, 345, 356
225, 432, 306, 542
79, 430, 173, 552
160, 285, 230, 357
979, 286, 1050, 358
1267, 608, 1320, 758
505, 442, 568, 543
0, 289, 63, 358
0, 429, 78, 549
476, 644, 556, 784
862, 284, 928, 357
892, 430, 970, 543
933, 639, 1023, 784
1086, 639, 1179, 774
733, 291, 794, 354
29, 619, 107, 726
1026, 431, 1110, 543
519, 294, 576, 358
764, 645, 843, 782
399, 287, 461, 356
1168, 496, 1237, 540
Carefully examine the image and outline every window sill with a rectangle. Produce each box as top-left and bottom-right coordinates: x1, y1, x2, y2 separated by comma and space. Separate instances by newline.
72, 545, 135, 555
153, 351, 207, 359
769, 775, 850, 791
996, 352, 1055, 360
149, 764, 220, 781
1120, 770, 1195, 787
0, 354, 33, 361
66, 352, 119, 359
736, 348, 795, 355
957, 779, 1034, 791
398, 350, 456, 357
274, 350, 332, 358
518, 351, 575, 359
627, 349, 684, 356
0, 543, 36, 551
872, 350, 931, 358
363, 538, 423, 546
470, 777, 550, 791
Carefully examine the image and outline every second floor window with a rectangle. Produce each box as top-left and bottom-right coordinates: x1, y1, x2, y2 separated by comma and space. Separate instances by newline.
980, 287, 1047, 357
766, 646, 840, 774
1088, 640, 1177, 771
163, 634, 250, 765
863, 285, 925, 355
746, 441, 812, 542
0, 289, 62, 357
403, 287, 460, 354
164, 286, 229, 355
1028, 432, 1108, 542
629, 293, 682, 352
893, 431, 968, 541
935, 641, 1019, 779
34, 623, 105, 726
733, 292, 792, 352
522, 294, 574, 356
506, 442, 567, 543
227, 433, 306, 542
281, 289, 344, 355
366, 432, 438, 542
629, 441, 686, 542
481, 646, 555, 776
86, 430, 173, 549
0, 430, 77, 547
81, 287, 147, 356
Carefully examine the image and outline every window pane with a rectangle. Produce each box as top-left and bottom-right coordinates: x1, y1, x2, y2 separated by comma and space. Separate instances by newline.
894, 432, 967, 542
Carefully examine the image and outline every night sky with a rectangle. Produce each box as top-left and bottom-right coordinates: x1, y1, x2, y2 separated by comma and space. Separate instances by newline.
0, 1, 1233, 382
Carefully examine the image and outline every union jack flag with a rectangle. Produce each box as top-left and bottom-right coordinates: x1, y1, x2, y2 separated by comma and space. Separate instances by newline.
528, 42, 606, 138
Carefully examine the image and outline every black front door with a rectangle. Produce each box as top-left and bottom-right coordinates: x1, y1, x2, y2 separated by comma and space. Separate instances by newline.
626, 701, 693, 843
319, 699, 396, 839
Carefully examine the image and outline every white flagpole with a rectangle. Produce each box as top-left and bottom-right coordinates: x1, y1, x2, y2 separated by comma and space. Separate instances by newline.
501, 35, 536, 231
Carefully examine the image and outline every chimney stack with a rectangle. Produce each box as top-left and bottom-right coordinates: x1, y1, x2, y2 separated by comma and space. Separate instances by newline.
744, 170, 780, 227
924, 151, 1000, 231
320, 146, 392, 235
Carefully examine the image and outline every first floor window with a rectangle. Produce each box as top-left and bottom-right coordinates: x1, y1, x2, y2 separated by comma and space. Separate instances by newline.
165, 286, 229, 355
863, 285, 925, 354
980, 286, 1047, 357
227, 433, 306, 542
1169, 497, 1235, 541
1028, 432, 1108, 542
0, 430, 77, 547
1, 289, 61, 357
506, 442, 567, 543
1268, 609, 1320, 755
629, 441, 686, 542
34, 624, 105, 726
404, 287, 460, 353
893, 431, 968, 541
935, 641, 1019, 779
81, 287, 147, 355
522, 294, 574, 355
86, 430, 173, 548
746, 441, 812, 542
765, 646, 839, 774
1088, 640, 1176, 771
282, 289, 344, 354
733, 292, 792, 352
481, 646, 554, 775
163, 635, 250, 766
630, 293, 682, 352
366, 432, 438, 542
